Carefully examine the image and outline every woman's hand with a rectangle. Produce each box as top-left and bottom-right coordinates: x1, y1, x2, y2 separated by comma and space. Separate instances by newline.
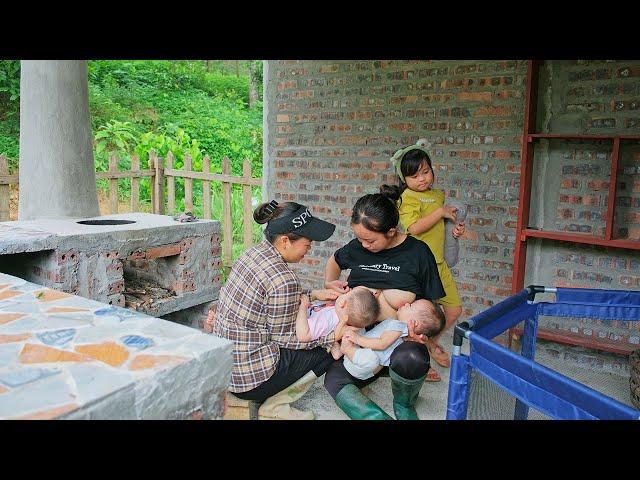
452, 222, 465, 238
299, 293, 311, 309
441, 205, 458, 221
324, 280, 350, 294
311, 288, 340, 302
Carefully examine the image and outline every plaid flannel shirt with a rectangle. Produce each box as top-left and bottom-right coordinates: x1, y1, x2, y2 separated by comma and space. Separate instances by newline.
213, 240, 335, 393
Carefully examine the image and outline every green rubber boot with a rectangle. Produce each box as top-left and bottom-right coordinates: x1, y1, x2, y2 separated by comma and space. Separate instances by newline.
334, 384, 393, 420
389, 368, 426, 420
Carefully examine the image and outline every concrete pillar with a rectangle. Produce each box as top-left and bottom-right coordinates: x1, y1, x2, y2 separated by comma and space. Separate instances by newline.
19, 60, 100, 220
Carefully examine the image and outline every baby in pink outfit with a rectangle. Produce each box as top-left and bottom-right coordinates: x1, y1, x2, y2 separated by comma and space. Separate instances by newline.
296, 286, 380, 359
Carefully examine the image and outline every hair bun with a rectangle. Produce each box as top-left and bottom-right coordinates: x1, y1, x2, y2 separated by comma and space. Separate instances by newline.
380, 184, 401, 201
253, 202, 277, 224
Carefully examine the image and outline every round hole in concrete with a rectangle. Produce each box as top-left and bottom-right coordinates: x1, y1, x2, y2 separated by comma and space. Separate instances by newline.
77, 219, 136, 226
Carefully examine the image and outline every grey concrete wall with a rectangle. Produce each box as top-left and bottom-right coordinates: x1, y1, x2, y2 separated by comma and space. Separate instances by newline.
19, 60, 100, 220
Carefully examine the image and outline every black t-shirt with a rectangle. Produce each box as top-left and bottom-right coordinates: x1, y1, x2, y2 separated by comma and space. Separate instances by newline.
333, 235, 446, 301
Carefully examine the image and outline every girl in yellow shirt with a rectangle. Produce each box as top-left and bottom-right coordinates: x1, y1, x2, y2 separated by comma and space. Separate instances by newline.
383, 143, 465, 381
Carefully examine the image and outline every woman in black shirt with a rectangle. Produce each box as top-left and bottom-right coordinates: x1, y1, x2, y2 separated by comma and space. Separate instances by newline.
323, 191, 445, 420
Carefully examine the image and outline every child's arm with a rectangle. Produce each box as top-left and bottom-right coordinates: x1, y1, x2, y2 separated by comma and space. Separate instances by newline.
407, 205, 457, 236
339, 337, 360, 361
295, 294, 313, 342
334, 319, 346, 341
343, 329, 402, 351
330, 341, 343, 360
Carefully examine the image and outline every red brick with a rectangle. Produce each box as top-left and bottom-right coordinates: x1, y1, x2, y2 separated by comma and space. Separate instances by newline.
57, 250, 78, 265
475, 106, 512, 117
389, 123, 415, 132
319, 64, 339, 73
277, 151, 296, 157
277, 81, 297, 91
47, 271, 63, 283
146, 243, 181, 260
172, 281, 195, 294
586, 180, 609, 190
291, 90, 314, 100
494, 150, 512, 160
127, 251, 146, 260
457, 92, 492, 102
109, 280, 124, 294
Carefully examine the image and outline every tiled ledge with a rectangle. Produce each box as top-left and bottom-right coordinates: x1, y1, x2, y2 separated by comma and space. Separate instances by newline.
0, 272, 232, 419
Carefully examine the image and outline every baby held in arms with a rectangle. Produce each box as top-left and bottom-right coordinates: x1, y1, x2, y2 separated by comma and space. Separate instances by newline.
296, 286, 381, 359
340, 299, 446, 380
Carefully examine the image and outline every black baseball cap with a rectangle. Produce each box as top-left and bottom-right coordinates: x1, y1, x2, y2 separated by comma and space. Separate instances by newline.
266, 205, 336, 241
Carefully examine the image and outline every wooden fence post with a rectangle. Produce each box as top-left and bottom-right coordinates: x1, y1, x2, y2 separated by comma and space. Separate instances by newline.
243, 159, 253, 249
203, 155, 212, 220
131, 155, 140, 212
222, 157, 233, 267
0, 155, 10, 221
152, 151, 165, 215
167, 151, 175, 215
184, 153, 193, 213
149, 150, 156, 213
109, 154, 119, 214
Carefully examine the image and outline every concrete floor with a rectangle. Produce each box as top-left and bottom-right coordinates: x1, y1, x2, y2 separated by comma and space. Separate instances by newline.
292, 327, 636, 420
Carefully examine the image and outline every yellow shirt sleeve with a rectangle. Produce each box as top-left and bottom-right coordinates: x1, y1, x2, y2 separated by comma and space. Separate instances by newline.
400, 189, 446, 264
399, 191, 423, 233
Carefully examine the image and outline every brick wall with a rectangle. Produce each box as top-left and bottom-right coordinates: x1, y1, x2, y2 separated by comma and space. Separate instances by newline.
264, 60, 640, 320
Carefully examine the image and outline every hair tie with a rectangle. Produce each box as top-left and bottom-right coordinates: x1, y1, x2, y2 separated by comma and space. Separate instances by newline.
390, 148, 406, 183
263, 200, 279, 215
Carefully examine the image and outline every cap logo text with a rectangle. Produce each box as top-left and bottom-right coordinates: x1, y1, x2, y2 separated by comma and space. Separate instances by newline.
292, 209, 312, 228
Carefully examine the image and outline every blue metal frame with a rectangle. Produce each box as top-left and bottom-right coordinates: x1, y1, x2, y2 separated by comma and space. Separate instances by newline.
446, 286, 640, 420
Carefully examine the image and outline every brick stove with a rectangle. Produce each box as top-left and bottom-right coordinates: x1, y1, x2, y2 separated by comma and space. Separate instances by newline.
0, 213, 222, 323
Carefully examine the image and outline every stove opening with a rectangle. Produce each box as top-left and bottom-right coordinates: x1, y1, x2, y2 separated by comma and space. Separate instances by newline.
77, 219, 137, 226
122, 245, 182, 312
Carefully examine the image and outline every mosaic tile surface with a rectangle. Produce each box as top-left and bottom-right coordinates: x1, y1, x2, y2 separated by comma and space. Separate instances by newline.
0, 273, 233, 419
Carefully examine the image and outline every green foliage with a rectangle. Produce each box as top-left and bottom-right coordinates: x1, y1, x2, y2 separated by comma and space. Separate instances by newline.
95, 120, 138, 155
0, 60, 20, 104
0, 60, 21, 170
0, 125, 19, 169
0, 60, 264, 262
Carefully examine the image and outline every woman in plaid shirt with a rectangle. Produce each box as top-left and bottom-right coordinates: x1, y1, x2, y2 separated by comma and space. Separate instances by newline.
209, 200, 340, 420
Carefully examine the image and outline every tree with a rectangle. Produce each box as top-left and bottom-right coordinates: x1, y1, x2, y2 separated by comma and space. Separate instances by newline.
248, 61, 260, 108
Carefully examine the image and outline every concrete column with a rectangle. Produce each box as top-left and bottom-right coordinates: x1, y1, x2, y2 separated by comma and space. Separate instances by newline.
262, 60, 271, 202
19, 60, 100, 220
